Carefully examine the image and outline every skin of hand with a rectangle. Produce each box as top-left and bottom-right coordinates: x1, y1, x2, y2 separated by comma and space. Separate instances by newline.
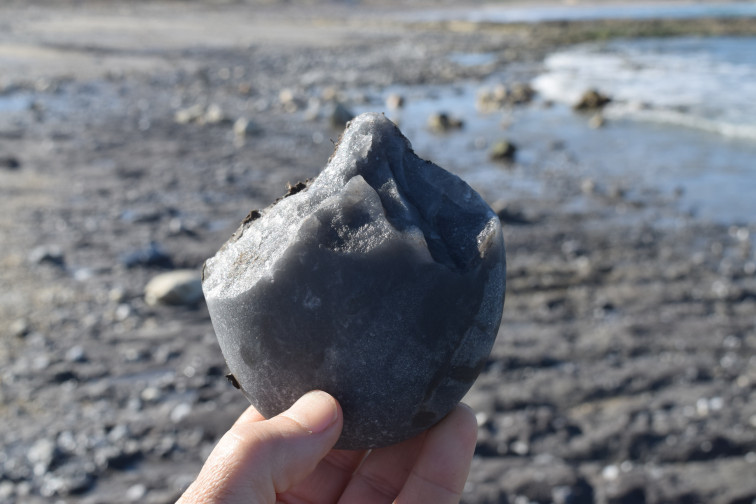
177, 390, 478, 504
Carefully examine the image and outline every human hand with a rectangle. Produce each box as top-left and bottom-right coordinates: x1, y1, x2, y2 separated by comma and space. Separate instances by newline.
177, 390, 478, 504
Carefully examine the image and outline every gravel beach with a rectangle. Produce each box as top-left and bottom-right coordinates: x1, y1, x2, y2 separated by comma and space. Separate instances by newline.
1, 2, 755, 503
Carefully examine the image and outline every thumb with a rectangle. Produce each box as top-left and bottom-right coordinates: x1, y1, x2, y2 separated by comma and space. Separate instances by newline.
178, 391, 342, 504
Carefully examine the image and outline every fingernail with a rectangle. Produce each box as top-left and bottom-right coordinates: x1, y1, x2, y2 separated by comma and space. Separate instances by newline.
284, 390, 339, 434
458, 402, 475, 416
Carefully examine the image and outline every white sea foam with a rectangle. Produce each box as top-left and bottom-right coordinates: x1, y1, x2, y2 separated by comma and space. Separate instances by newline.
532, 37, 756, 141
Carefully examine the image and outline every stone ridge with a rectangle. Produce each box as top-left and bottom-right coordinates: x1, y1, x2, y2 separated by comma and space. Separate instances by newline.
204, 112, 499, 299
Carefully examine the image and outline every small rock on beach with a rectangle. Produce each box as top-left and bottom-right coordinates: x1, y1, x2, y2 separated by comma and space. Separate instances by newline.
428, 112, 464, 133
574, 89, 612, 111
144, 270, 203, 306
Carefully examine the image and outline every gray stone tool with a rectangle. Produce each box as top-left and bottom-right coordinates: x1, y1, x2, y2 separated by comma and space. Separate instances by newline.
202, 112, 506, 449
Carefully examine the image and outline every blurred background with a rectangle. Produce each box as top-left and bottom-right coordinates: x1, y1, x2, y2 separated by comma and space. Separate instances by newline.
1, 1, 755, 503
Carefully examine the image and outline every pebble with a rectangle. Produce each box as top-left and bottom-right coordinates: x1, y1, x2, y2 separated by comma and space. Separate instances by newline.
154, 435, 179, 458
144, 269, 203, 306
15, 481, 31, 498
303, 98, 322, 121
510, 440, 530, 456
120, 208, 163, 224
174, 104, 205, 124
320, 86, 340, 102
10, 318, 30, 338
27, 438, 60, 471
602, 464, 620, 480
114, 303, 132, 321
65, 345, 87, 363
385, 93, 405, 109
489, 140, 517, 163
476, 82, 535, 112
203, 103, 230, 125
279, 88, 303, 112
508, 82, 536, 105
233, 117, 263, 139
581, 178, 597, 195
108, 424, 131, 443
109, 286, 128, 303
427, 112, 464, 133
574, 88, 612, 111
491, 201, 529, 225
56, 431, 77, 454
28, 245, 65, 267
0, 155, 21, 170
476, 84, 508, 113
608, 184, 626, 200
329, 102, 355, 129
127, 483, 148, 501
170, 402, 193, 423
119, 242, 173, 269
40, 465, 95, 497
0, 481, 14, 499
141, 386, 162, 402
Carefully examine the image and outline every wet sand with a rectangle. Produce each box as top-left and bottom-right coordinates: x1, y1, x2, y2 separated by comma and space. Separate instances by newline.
1, 2, 755, 503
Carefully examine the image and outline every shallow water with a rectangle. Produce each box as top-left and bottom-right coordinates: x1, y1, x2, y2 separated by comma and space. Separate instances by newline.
0, 93, 31, 113
355, 68, 756, 225
355, 82, 546, 206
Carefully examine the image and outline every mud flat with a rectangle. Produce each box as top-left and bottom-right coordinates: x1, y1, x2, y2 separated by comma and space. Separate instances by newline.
0, 2, 754, 503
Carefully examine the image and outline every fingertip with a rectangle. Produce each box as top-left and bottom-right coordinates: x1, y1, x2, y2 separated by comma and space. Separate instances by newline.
457, 401, 475, 415
282, 390, 341, 435
432, 403, 478, 455
455, 402, 480, 439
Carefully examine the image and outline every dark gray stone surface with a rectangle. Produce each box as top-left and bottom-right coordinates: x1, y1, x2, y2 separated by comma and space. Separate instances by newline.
202, 112, 506, 449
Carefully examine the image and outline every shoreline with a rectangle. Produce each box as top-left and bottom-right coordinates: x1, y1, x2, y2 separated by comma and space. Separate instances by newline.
2, 3, 756, 84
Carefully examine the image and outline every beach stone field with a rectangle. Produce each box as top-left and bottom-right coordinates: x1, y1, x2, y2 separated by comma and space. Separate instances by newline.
1, 1, 755, 503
